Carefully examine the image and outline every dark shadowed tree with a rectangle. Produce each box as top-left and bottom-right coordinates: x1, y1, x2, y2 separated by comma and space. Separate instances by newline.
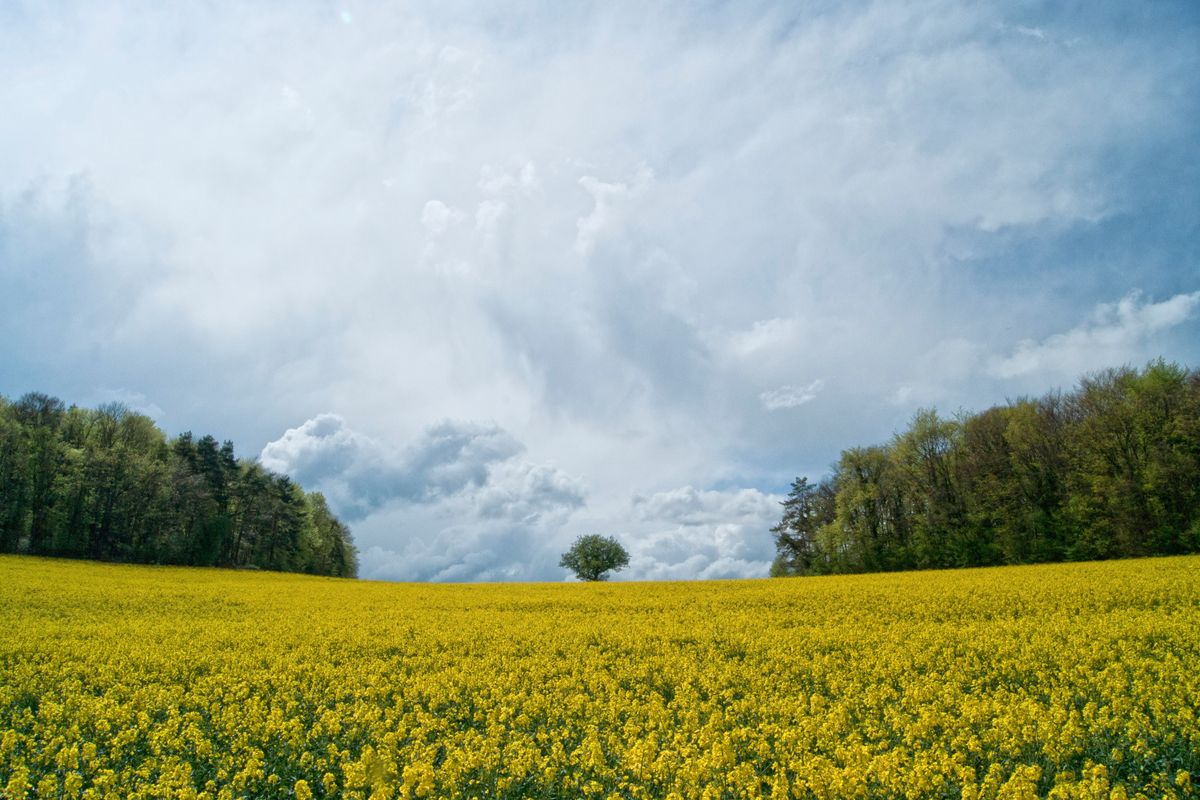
770, 476, 835, 576
15, 392, 66, 553
0, 391, 357, 578
0, 397, 27, 552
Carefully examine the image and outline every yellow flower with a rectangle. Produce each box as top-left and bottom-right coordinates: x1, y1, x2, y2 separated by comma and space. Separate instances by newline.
2, 553, 1199, 800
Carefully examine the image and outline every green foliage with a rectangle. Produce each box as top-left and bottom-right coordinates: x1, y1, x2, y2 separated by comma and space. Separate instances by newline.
0, 392, 357, 577
770, 477, 835, 575
560, 534, 630, 581
773, 360, 1200, 576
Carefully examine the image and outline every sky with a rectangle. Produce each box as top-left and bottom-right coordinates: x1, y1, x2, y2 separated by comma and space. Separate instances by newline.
2, 0, 1198, 581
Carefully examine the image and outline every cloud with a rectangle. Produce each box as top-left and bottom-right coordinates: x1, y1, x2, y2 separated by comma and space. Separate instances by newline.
760, 380, 826, 411
890, 291, 1200, 410
346, 467, 587, 584
1014, 26, 1048, 41
421, 200, 462, 237
890, 338, 989, 407
624, 486, 781, 580
724, 318, 804, 360
259, 414, 546, 521
259, 413, 592, 581
259, 414, 589, 581
633, 485, 779, 526
404, 421, 526, 498
2, 1, 1197, 580
353, 481, 779, 583
574, 166, 653, 256
474, 460, 586, 524
259, 414, 397, 519
261, 415, 777, 582
92, 387, 165, 420
0, 181, 124, 364
259, 414, 376, 485
360, 524, 554, 583
989, 291, 1200, 379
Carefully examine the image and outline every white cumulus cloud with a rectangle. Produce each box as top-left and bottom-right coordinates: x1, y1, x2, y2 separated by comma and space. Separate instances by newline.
989, 291, 1200, 380
624, 486, 782, 581
574, 166, 653, 257
260, 414, 588, 580
421, 200, 462, 237
760, 380, 826, 411
259, 414, 570, 520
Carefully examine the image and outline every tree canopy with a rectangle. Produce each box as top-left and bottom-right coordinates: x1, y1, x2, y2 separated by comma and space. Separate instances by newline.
0, 393, 357, 577
560, 534, 630, 581
772, 360, 1200, 576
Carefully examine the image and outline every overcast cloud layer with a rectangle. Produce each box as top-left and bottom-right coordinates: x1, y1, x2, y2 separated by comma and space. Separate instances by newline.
2, 1, 1198, 580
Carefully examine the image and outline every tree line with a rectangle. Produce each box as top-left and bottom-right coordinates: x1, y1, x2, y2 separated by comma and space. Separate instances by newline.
0, 393, 357, 577
772, 360, 1200, 576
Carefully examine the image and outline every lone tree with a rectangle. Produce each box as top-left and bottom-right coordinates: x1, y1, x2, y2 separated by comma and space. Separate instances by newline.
560, 534, 630, 581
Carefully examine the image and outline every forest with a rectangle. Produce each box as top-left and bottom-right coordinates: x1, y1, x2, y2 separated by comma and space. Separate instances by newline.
0, 393, 357, 577
772, 360, 1200, 576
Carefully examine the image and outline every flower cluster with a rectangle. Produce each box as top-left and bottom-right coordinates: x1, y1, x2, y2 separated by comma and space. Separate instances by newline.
1, 555, 1197, 799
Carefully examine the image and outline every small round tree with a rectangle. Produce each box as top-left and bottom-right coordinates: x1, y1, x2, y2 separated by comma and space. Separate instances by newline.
559, 534, 630, 581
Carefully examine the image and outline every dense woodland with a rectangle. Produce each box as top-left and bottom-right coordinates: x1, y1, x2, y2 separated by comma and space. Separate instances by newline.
772, 360, 1200, 576
0, 393, 357, 577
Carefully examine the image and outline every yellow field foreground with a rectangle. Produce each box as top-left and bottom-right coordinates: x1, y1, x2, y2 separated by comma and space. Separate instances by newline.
1, 555, 1198, 800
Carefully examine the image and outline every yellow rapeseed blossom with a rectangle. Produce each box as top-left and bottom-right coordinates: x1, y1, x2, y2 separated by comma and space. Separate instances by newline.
1, 554, 1198, 798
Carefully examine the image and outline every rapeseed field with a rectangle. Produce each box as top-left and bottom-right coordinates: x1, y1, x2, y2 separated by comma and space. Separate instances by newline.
1, 555, 1197, 800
